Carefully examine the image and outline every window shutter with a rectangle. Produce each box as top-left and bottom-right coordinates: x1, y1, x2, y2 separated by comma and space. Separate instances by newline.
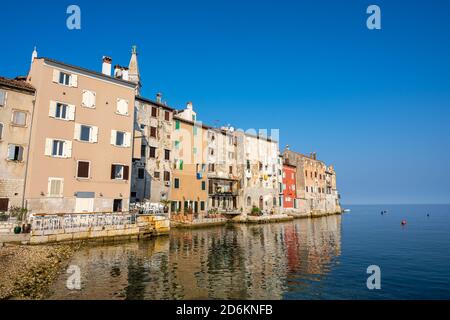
111, 165, 116, 179
52, 69, 60, 83
117, 99, 128, 115
7, 145, 15, 160
64, 141, 72, 158
74, 123, 81, 140
82, 90, 96, 108
110, 130, 116, 145
70, 74, 78, 87
67, 104, 76, 121
123, 166, 129, 180
124, 132, 131, 147
77, 161, 90, 178
44, 138, 53, 156
18, 146, 24, 161
91, 126, 98, 143
48, 101, 56, 117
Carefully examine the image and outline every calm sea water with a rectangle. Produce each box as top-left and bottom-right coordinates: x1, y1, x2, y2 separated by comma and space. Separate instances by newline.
47, 205, 450, 300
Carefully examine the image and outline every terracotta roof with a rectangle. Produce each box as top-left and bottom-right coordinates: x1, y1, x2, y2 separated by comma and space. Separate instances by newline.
0, 76, 35, 93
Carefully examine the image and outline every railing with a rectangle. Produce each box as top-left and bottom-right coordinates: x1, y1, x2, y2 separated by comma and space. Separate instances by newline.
31, 213, 137, 232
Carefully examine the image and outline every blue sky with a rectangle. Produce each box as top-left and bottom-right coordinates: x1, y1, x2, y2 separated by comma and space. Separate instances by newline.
1, 0, 450, 204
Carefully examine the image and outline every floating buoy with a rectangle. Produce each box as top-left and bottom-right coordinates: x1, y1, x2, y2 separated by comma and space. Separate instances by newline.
401, 220, 407, 226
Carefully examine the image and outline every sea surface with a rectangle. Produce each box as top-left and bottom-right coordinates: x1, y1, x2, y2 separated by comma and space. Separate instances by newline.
47, 205, 450, 300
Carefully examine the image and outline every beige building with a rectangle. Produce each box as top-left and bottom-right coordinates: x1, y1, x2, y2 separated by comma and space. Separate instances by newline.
206, 127, 240, 214
0, 77, 36, 212
131, 94, 174, 204
283, 148, 341, 215
24, 54, 137, 214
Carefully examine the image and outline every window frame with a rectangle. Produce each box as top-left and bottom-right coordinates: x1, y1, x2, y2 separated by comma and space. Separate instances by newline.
48, 177, 64, 197
11, 110, 27, 127
76, 160, 91, 179
52, 140, 65, 157
7, 144, 24, 162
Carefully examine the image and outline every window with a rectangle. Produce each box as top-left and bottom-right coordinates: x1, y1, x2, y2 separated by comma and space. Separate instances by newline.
164, 171, 170, 182
0, 90, 6, 107
209, 163, 215, 172
174, 141, 180, 149
200, 201, 205, 211
116, 131, 124, 146
150, 126, 157, 138
175, 120, 180, 130
59, 72, 70, 85
315, 172, 318, 178
55, 103, 68, 119
305, 170, 308, 177
164, 149, 170, 161
116, 98, 129, 115
141, 145, 146, 157
12, 111, 26, 126
45, 138, 71, 158
246, 160, 250, 170
149, 146, 156, 158
164, 111, 170, 121
193, 126, 198, 136
174, 178, 180, 189
0, 123, 3, 140
273, 197, 277, 206
306, 186, 309, 192
229, 166, 233, 174
82, 90, 96, 108
192, 115, 196, 121
111, 164, 129, 180
154, 171, 160, 179
151, 106, 157, 117
52, 140, 65, 157
0, 198, 9, 212
247, 196, 251, 206
7, 144, 23, 161
202, 181, 206, 190
80, 125, 91, 142
138, 168, 145, 179
77, 161, 90, 178
48, 178, 64, 197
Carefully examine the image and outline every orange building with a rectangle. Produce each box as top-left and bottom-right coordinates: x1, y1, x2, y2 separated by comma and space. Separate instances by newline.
282, 164, 297, 209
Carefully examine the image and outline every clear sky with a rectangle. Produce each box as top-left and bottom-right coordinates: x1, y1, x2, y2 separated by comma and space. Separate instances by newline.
1, 0, 450, 204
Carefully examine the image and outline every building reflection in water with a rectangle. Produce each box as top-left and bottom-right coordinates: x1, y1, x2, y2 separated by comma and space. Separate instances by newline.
48, 215, 341, 300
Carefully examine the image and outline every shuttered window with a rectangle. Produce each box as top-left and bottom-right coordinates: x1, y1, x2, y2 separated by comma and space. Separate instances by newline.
48, 178, 64, 197
165, 111, 170, 121
138, 168, 145, 179
150, 126, 157, 138
0, 198, 9, 212
7, 144, 24, 161
77, 161, 90, 178
164, 171, 170, 182
175, 120, 180, 130
0, 90, 6, 107
12, 111, 27, 126
82, 90, 96, 108
149, 146, 156, 158
151, 106, 157, 118
164, 149, 170, 161
0, 123, 3, 140
174, 178, 180, 189
111, 164, 129, 180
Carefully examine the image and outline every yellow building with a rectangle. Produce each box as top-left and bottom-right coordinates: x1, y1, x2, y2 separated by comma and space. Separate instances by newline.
170, 106, 209, 217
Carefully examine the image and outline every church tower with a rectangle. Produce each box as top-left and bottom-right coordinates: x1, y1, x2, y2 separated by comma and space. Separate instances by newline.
128, 45, 141, 95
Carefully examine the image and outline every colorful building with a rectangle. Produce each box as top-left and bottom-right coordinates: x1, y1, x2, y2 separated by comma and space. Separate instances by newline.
282, 164, 297, 209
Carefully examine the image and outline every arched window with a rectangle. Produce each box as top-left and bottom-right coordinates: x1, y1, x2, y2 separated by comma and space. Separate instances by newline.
247, 196, 251, 206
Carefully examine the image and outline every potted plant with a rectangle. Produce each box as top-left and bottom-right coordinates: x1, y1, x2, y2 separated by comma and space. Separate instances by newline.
10, 206, 28, 234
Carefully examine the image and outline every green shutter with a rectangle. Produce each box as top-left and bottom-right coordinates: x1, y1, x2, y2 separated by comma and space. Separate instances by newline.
179, 160, 183, 170
175, 120, 180, 130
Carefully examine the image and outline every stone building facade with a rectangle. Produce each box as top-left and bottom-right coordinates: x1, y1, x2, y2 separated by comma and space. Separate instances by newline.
206, 127, 240, 214
131, 95, 174, 204
282, 148, 341, 216
0, 77, 36, 212
235, 131, 282, 216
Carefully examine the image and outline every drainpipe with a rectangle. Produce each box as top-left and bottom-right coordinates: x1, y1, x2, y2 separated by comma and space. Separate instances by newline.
22, 92, 37, 215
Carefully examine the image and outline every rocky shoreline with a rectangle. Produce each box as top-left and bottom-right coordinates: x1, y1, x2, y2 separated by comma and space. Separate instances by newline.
0, 243, 82, 300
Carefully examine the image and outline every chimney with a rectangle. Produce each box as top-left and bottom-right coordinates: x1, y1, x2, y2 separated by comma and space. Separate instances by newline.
114, 65, 123, 79
187, 102, 193, 110
156, 93, 162, 103
122, 67, 129, 81
102, 56, 112, 76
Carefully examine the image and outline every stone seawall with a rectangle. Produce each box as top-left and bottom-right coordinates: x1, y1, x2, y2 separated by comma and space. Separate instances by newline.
29, 214, 170, 245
